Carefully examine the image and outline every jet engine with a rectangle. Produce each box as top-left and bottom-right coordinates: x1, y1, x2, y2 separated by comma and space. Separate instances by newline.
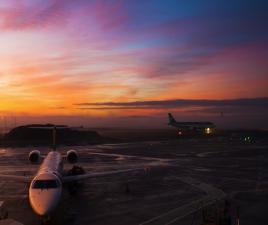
67, 150, 78, 164
28, 150, 41, 164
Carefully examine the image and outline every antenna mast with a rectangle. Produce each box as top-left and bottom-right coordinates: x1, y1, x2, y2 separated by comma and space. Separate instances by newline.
53, 126, 56, 151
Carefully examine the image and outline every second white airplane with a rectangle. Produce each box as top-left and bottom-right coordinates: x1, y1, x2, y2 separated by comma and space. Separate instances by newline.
168, 113, 215, 134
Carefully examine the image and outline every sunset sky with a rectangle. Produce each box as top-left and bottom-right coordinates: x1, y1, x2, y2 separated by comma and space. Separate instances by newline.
0, 0, 267, 128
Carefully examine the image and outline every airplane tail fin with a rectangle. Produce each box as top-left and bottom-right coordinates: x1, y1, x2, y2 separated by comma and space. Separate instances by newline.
168, 113, 176, 125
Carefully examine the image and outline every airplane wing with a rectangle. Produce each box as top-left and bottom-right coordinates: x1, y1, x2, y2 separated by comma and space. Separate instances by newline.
62, 168, 144, 183
0, 174, 32, 183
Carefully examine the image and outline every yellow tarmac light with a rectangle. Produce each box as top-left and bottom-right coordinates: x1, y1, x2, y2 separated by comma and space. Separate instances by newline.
205, 127, 212, 134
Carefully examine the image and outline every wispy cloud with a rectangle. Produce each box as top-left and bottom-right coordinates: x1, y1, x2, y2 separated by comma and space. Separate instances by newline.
75, 97, 268, 109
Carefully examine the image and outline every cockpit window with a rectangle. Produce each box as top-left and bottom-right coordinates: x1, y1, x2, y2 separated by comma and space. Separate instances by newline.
32, 179, 59, 189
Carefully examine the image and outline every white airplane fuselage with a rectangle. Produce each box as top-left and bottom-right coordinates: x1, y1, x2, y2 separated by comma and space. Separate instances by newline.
0, 127, 142, 221
168, 113, 215, 133
29, 151, 63, 217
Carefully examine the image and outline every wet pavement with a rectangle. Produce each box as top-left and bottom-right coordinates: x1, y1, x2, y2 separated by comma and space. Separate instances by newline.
0, 137, 267, 225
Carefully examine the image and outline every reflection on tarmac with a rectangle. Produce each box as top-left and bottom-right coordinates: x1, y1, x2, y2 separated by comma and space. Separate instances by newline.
0, 138, 267, 225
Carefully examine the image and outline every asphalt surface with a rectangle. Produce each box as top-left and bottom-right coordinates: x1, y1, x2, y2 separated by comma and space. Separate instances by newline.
0, 137, 267, 225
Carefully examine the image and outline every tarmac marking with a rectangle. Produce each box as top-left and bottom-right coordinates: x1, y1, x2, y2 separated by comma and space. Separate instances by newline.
138, 176, 226, 225
87, 152, 173, 163
0, 195, 27, 199
139, 196, 208, 225
196, 145, 267, 158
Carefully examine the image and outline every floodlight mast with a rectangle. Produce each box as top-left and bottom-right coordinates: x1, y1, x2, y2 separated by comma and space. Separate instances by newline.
53, 126, 56, 151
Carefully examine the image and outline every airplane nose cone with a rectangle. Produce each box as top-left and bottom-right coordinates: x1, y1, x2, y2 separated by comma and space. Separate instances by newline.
29, 189, 62, 216
33, 202, 51, 216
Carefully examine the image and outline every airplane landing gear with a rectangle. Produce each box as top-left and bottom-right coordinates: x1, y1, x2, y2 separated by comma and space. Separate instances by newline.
41, 215, 51, 225
67, 165, 85, 195
67, 165, 85, 176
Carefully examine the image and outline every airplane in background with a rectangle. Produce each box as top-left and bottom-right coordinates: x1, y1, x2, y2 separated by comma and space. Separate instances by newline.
0, 127, 144, 223
168, 113, 215, 135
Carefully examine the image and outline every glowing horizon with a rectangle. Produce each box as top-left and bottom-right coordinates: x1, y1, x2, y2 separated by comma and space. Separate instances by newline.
0, 0, 267, 128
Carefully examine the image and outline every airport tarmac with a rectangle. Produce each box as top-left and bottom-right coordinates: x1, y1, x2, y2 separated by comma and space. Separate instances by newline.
0, 137, 267, 225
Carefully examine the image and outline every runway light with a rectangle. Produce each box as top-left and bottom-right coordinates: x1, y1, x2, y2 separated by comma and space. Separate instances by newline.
205, 127, 211, 134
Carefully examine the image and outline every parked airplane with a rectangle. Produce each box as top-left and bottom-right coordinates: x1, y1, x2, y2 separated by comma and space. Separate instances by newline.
0, 127, 143, 222
168, 113, 215, 135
